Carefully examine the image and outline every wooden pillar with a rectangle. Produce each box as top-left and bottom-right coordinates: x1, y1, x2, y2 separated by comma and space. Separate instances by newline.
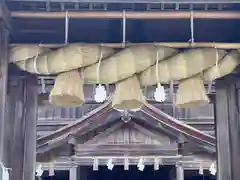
176, 161, 184, 180
70, 167, 77, 180
0, 1, 9, 165
0, 4, 38, 180
7, 74, 38, 180
215, 75, 240, 180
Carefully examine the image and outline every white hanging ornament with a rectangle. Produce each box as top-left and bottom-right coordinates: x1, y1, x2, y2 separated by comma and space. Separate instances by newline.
154, 50, 166, 103
36, 164, 44, 177
154, 83, 166, 102
137, 157, 145, 171
2, 169, 9, 180
124, 157, 129, 170
107, 158, 114, 170
0, 162, 10, 180
209, 162, 216, 176
199, 165, 204, 175
94, 84, 107, 103
154, 158, 160, 171
94, 50, 107, 103
93, 158, 99, 171
49, 162, 55, 176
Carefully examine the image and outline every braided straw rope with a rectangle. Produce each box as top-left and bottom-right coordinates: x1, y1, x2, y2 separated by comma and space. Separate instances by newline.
10, 44, 240, 108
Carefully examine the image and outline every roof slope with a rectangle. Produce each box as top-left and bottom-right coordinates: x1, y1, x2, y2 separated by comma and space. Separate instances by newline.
36, 99, 215, 162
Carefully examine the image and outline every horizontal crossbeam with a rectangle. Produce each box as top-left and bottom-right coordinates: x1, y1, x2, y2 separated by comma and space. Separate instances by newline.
6, 0, 240, 4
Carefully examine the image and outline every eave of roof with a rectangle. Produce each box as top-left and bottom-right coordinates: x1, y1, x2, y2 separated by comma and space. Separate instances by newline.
36, 99, 216, 161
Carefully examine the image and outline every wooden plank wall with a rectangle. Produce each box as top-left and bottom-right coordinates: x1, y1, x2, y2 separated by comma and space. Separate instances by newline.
0, 1, 38, 180
6, 74, 38, 180
215, 76, 240, 180
0, 3, 39, 180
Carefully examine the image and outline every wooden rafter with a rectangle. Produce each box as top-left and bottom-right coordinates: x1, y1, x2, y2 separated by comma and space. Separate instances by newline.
37, 98, 113, 145
141, 103, 215, 146
132, 114, 215, 153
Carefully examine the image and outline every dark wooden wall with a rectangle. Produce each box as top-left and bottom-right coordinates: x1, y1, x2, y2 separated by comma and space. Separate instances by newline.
215, 76, 240, 180
6, 74, 38, 180
0, 3, 38, 180
0, 0, 10, 170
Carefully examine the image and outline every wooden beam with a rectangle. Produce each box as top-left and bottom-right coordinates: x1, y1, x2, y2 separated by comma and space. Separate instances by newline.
11, 42, 240, 49
215, 76, 240, 180
37, 134, 70, 154
6, 0, 240, 4
37, 118, 214, 126
10, 11, 240, 20
176, 161, 184, 180
41, 155, 213, 168
75, 144, 178, 156
70, 167, 77, 180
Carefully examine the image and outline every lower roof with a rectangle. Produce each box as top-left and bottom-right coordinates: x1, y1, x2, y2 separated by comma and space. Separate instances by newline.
36, 99, 215, 162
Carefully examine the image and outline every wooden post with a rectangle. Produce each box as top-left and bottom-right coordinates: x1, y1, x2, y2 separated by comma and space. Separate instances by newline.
7, 73, 38, 180
23, 75, 38, 180
176, 161, 184, 180
215, 75, 240, 180
70, 167, 77, 180
0, 0, 10, 167
0, 5, 38, 179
